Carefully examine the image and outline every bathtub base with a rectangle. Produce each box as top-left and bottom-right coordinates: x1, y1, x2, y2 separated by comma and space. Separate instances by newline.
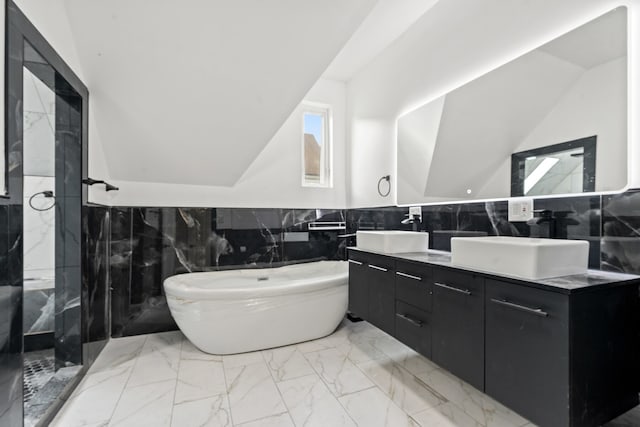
167, 285, 346, 354
164, 261, 349, 355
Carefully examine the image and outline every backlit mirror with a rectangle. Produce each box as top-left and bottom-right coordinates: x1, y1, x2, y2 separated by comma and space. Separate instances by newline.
0, 1, 6, 196
397, 7, 627, 204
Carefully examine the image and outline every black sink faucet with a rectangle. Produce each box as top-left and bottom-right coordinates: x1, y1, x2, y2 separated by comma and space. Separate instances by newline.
528, 209, 579, 239
401, 214, 422, 232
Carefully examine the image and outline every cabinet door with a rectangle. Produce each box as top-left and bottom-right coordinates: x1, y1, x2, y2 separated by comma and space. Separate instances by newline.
432, 268, 484, 390
347, 254, 368, 319
395, 260, 432, 312
485, 279, 569, 427
395, 301, 431, 358
366, 256, 396, 336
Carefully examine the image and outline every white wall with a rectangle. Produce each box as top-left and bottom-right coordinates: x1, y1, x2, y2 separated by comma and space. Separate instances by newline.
347, 0, 640, 208
17, 0, 364, 208
93, 78, 348, 208
14, 0, 355, 209
14, 0, 113, 204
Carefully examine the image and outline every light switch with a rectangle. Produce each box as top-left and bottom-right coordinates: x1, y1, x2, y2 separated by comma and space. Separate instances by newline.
508, 198, 534, 222
409, 206, 422, 222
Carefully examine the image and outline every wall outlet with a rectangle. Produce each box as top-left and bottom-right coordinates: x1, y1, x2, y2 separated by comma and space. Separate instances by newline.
508, 198, 534, 222
409, 206, 422, 222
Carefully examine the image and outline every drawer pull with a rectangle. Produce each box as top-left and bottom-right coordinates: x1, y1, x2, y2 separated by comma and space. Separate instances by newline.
434, 282, 471, 295
368, 264, 388, 272
396, 313, 423, 327
348, 259, 363, 265
396, 271, 422, 281
490, 298, 548, 317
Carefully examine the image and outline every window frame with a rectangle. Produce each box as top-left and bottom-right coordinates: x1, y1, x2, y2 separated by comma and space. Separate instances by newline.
301, 102, 333, 188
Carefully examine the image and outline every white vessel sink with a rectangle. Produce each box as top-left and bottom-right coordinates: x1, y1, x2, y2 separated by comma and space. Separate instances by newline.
356, 230, 429, 254
450, 236, 589, 280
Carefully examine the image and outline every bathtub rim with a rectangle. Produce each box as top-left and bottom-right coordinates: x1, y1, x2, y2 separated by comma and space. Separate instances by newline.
163, 260, 347, 300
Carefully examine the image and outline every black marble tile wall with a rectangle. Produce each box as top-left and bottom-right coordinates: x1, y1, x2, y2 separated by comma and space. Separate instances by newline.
602, 190, 640, 274
0, 4, 26, 422
103, 192, 640, 338
349, 195, 603, 269
0, 205, 25, 426
531, 195, 602, 268
82, 206, 110, 366
109, 207, 346, 337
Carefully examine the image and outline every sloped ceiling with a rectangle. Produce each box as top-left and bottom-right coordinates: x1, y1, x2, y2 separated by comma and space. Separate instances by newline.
59, 0, 376, 186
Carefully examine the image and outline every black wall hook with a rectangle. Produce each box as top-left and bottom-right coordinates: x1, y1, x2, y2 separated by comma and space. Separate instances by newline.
83, 178, 119, 192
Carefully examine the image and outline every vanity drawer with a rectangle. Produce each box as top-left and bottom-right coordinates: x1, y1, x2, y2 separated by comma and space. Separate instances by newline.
395, 260, 432, 311
395, 301, 431, 358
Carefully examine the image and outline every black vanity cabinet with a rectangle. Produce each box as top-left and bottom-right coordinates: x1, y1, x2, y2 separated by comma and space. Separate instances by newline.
365, 254, 396, 335
347, 251, 395, 335
485, 279, 570, 427
485, 278, 640, 427
346, 248, 640, 427
347, 253, 369, 319
394, 260, 433, 357
431, 268, 485, 390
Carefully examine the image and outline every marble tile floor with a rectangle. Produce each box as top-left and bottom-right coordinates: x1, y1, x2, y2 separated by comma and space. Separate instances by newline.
50, 319, 640, 427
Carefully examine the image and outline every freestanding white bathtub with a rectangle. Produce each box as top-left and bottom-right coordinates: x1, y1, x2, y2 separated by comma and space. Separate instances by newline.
163, 260, 348, 354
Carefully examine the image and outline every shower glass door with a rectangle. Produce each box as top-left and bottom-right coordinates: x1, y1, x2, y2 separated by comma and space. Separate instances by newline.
21, 40, 84, 426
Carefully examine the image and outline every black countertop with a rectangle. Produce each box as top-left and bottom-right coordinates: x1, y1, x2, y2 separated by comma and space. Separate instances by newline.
348, 247, 640, 294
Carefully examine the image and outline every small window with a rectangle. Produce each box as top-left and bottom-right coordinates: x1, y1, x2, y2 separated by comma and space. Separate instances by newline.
302, 103, 332, 187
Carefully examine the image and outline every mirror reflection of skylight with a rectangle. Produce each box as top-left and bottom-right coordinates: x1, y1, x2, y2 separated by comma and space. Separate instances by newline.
524, 157, 559, 194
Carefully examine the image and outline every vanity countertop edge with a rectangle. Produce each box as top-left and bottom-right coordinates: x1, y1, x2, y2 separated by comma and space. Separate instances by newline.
347, 247, 640, 295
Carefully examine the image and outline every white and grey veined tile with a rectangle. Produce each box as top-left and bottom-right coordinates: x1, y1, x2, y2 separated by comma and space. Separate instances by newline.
296, 334, 341, 354
50, 364, 132, 427
127, 331, 183, 387
416, 368, 530, 427
24, 67, 55, 114
358, 357, 447, 415
338, 386, 420, 427
296, 319, 385, 356
171, 394, 232, 427
304, 347, 374, 397
108, 379, 175, 427
369, 334, 439, 377
325, 321, 390, 364
234, 413, 294, 427
23, 111, 55, 176
225, 361, 287, 425
411, 401, 482, 427
23, 182, 55, 272
606, 404, 640, 426
262, 345, 315, 382
175, 357, 226, 404
333, 336, 389, 364
181, 339, 223, 362
88, 335, 147, 374
277, 374, 356, 427
222, 351, 264, 369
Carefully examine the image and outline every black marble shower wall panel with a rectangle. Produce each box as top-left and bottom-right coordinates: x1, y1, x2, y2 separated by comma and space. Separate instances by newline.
108, 207, 347, 337
82, 206, 110, 366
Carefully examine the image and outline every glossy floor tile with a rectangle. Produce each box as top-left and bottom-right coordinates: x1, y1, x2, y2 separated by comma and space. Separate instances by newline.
50, 319, 640, 427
